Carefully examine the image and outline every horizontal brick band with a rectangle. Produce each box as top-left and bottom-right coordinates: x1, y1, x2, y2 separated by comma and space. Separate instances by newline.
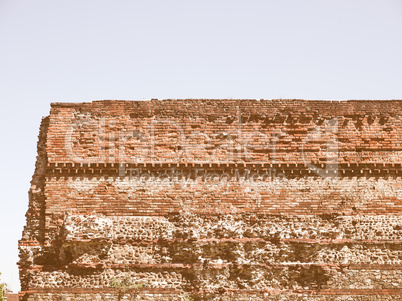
22, 263, 402, 271
20, 287, 402, 295
46, 162, 402, 178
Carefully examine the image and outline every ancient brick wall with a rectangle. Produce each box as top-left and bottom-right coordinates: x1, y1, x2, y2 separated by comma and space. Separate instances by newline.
19, 100, 402, 300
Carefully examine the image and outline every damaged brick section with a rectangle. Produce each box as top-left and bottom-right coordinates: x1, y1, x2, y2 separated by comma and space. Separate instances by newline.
19, 99, 402, 300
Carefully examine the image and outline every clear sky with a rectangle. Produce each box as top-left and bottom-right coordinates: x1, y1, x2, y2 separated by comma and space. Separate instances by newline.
0, 0, 401, 292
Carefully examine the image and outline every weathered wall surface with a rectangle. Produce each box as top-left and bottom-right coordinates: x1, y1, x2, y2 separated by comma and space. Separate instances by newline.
19, 100, 402, 300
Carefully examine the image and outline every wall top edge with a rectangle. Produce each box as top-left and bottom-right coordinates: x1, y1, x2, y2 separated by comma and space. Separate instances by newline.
50, 99, 402, 108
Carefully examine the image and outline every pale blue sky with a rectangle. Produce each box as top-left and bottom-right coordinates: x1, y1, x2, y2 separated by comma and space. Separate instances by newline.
0, 0, 401, 292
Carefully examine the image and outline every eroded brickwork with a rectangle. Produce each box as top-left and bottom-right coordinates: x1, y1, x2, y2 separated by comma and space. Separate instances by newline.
19, 100, 402, 300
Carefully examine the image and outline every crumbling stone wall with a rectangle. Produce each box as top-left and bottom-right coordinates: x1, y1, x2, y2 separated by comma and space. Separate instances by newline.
19, 100, 402, 300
